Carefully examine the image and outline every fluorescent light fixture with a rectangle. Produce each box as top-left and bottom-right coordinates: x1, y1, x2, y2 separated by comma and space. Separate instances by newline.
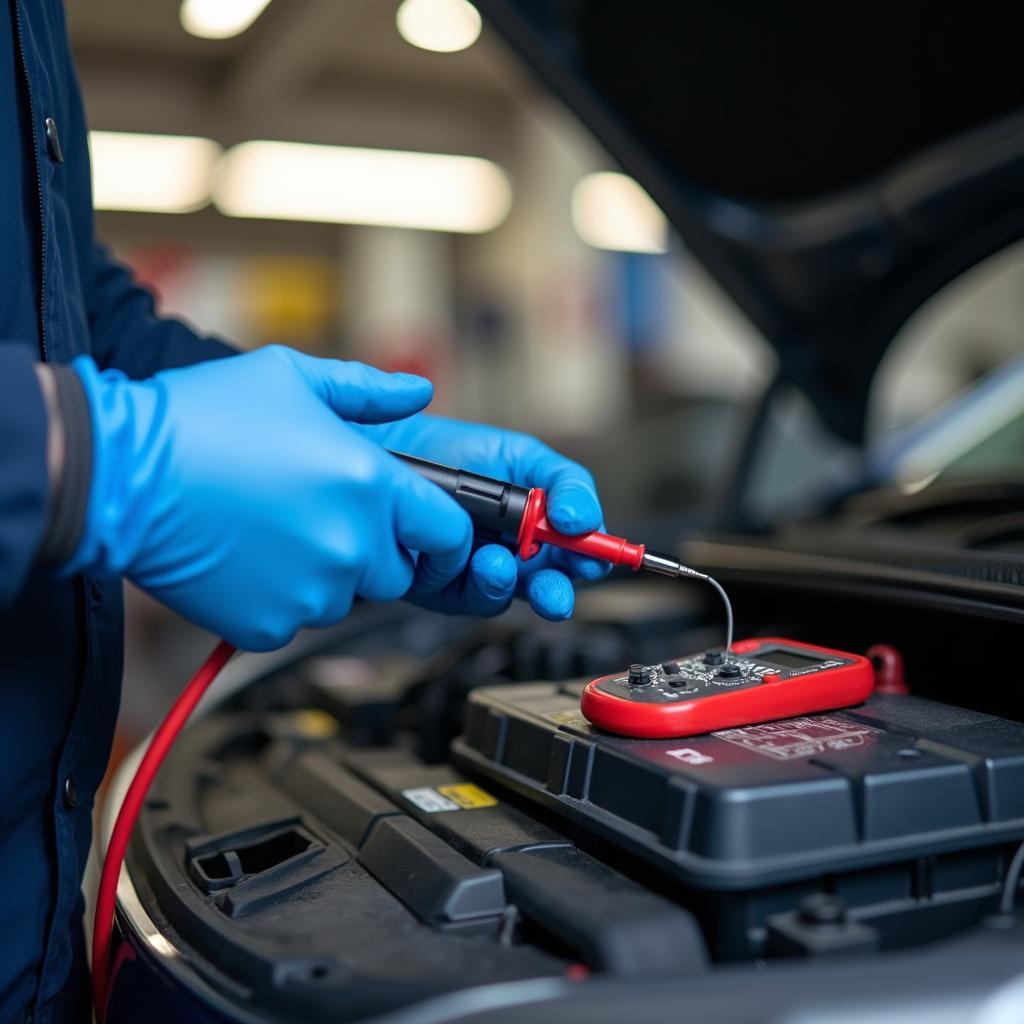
214, 141, 512, 233
571, 171, 669, 254
180, 0, 273, 40
396, 0, 482, 53
89, 131, 222, 213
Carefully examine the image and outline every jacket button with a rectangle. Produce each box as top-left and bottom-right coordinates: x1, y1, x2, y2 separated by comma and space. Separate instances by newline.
45, 116, 64, 163
63, 776, 79, 809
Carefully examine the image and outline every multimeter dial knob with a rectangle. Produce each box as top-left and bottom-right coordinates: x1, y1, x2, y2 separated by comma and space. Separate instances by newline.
717, 663, 742, 679
627, 664, 653, 686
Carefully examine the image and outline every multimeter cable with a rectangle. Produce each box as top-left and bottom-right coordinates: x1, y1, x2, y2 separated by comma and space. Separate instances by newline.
637, 550, 733, 654
706, 575, 734, 654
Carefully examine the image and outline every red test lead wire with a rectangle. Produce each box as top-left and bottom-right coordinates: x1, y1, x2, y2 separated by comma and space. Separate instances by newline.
91, 639, 236, 1020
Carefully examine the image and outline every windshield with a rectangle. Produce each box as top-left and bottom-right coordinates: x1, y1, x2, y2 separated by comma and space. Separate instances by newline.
868, 240, 1024, 489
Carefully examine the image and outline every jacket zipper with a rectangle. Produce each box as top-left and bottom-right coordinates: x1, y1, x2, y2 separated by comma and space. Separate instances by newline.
11, 10, 66, 1024
12, 0, 49, 363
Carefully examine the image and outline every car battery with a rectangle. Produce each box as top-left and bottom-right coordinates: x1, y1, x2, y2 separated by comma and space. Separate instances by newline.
453, 683, 1024, 960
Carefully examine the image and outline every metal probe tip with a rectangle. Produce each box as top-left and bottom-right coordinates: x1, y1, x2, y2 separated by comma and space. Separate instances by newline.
640, 552, 733, 654
641, 551, 707, 580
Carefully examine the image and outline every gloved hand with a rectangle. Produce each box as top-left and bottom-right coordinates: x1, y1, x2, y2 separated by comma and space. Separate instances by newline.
64, 346, 474, 651
354, 414, 611, 621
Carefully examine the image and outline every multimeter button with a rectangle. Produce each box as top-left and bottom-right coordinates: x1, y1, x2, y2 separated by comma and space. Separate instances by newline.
627, 664, 653, 686
661, 663, 680, 675
668, 677, 690, 688
717, 664, 742, 679
703, 651, 724, 666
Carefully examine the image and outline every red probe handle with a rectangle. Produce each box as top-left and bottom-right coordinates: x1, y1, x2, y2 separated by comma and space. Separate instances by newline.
516, 488, 645, 569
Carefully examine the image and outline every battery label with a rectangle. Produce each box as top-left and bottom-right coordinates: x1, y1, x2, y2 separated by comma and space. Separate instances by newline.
401, 787, 460, 813
665, 748, 715, 766
713, 716, 881, 761
401, 784, 498, 813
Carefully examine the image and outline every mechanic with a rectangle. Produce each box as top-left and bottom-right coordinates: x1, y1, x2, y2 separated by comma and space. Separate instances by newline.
0, 2, 609, 1020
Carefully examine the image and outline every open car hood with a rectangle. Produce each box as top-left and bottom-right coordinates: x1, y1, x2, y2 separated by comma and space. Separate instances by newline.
477, 1, 1024, 445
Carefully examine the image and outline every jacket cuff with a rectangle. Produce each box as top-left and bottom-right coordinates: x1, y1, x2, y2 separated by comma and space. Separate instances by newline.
36, 365, 93, 566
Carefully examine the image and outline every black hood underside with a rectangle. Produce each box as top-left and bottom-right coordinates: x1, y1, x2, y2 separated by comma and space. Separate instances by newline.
478, 1, 1024, 444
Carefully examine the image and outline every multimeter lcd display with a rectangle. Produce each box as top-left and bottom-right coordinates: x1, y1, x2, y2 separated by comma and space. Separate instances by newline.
757, 649, 824, 670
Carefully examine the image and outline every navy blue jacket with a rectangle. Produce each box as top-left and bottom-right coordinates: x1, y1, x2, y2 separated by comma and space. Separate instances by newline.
0, 2, 233, 1020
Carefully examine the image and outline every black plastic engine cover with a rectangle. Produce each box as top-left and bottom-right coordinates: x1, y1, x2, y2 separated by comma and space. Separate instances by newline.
124, 708, 706, 1022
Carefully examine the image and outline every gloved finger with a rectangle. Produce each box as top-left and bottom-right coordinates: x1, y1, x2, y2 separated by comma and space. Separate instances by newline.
284, 349, 434, 424
507, 439, 603, 536
357, 543, 416, 602
405, 545, 516, 617
556, 549, 613, 582
520, 567, 575, 621
544, 477, 603, 536
531, 544, 610, 583
306, 588, 356, 631
462, 544, 518, 614
393, 472, 474, 592
234, 622, 300, 654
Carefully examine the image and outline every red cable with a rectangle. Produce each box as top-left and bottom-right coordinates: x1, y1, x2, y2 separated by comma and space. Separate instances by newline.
91, 639, 236, 1020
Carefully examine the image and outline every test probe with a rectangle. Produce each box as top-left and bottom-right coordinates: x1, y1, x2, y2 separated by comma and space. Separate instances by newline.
392, 452, 734, 651
91, 451, 735, 1018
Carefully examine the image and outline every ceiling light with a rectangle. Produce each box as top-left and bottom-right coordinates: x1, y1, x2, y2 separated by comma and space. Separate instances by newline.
396, 0, 482, 53
214, 141, 512, 233
571, 172, 669, 254
89, 132, 221, 213
180, 0, 273, 40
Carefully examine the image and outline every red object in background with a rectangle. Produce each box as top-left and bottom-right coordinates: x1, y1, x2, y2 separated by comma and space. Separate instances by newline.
581, 637, 875, 739
364, 328, 454, 414
126, 244, 196, 311
866, 643, 909, 694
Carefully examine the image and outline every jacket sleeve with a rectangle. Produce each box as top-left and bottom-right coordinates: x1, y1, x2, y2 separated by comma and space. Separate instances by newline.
55, 6, 237, 378
0, 346, 50, 610
87, 243, 238, 379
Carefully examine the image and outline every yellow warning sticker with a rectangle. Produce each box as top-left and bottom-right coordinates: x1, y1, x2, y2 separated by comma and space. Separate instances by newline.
290, 709, 338, 738
544, 709, 587, 726
436, 783, 498, 809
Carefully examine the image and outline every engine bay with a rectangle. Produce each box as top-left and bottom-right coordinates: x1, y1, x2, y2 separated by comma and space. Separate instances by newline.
111, 576, 1024, 1022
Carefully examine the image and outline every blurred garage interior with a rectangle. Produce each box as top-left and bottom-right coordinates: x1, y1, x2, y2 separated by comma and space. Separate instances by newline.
66, 0, 1024, 767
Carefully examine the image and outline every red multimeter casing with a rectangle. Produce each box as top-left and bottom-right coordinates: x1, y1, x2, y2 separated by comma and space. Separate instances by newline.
580, 637, 874, 739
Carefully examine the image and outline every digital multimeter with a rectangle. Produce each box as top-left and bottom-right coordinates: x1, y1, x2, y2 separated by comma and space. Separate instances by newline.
580, 637, 874, 739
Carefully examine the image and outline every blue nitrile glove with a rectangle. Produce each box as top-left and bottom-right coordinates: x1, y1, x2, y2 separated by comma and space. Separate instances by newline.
353, 414, 611, 621
64, 346, 474, 651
